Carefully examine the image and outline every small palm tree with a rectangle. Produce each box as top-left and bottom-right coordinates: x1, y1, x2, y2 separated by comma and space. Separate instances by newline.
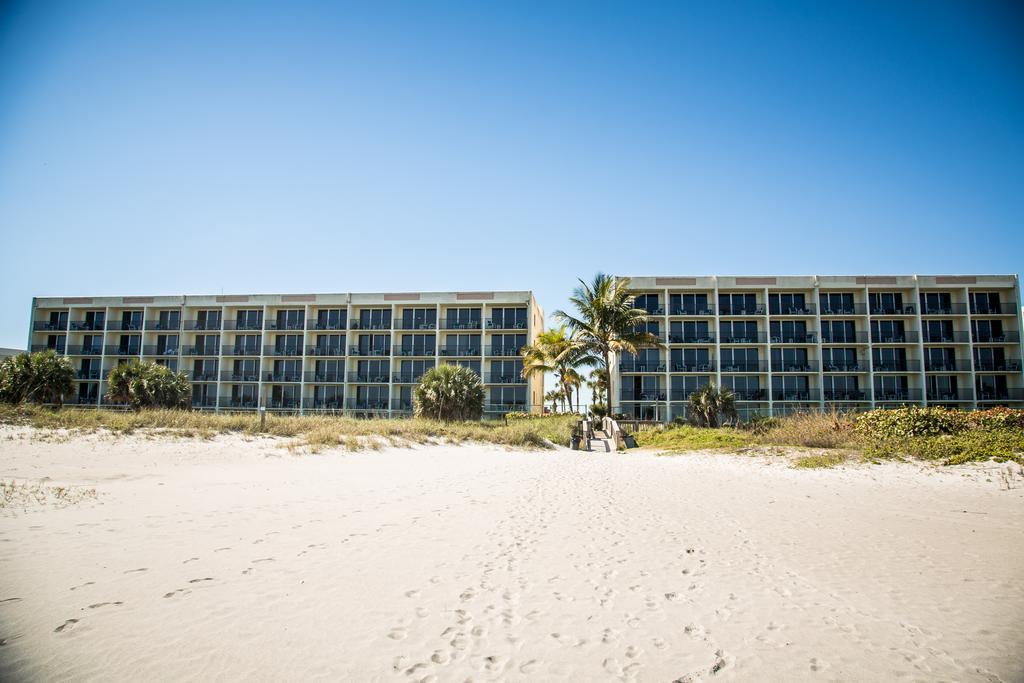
688, 384, 737, 428
106, 361, 190, 410
0, 351, 75, 406
554, 273, 663, 413
544, 389, 564, 412
521, 327, 594, 415
414, 365, 484, 422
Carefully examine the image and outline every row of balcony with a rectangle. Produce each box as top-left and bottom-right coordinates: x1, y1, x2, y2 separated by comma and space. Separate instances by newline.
185, 372, 525, 384
620, 358, 1022, 373
659, 331, 1021, 344
620, 388, 1024, 402
35, 319, 529, 332
44, 344, 528, 358
630, 302, 1020, 317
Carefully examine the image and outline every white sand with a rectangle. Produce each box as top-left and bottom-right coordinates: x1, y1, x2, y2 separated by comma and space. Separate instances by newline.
1, 428, 1022, 682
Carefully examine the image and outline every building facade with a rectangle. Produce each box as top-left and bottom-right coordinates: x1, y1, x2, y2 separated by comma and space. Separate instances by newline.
28, 291, 544, 416
616, 275, 1024, 421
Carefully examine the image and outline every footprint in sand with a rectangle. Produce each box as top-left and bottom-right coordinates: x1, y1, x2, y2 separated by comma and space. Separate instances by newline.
70, 582, 94, 591
214, 547, 231, 552
387, 628, 407, 640
252, 558, 275, 563
188, 577, 214, 584
54, 619, 79, 633
665, 592, 683, 602
183, 558, 199, 564
405, 589, 421, 598
123, 568, 148, 574
88, 601, 123, 609
163, 589, 191, 599
0, 598, 23, 605
431, 650, 450, 664
519, 659, 539, 674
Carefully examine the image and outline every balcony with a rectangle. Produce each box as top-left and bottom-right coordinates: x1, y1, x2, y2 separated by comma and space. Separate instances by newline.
873, 359, 922, 372
874, 389, 923, 402
266, 398, 302, 410
222, 346, 261, 357
669, 306, 715, 316
973, 331, 1021, 344
870, 304, 916, 315
184, 320, 223, 331
619, 361, 666, 372
33, 320, 67, 331
219, 397, 259, 409
720, 361, 767, 372
30, 344, 64, 353
870, 331, 920, 344
304, 371, 344, 383
731, 389, 767, 401
484, 402, 528, 413
922, 331, 970, 344
773, 360, 819, 372
719, 305, 766, 316
145, 320, 181, 331
391, 399, 414, 412
772, 389, 821, 401
926, 390, 973, 402
621, 391, 666, 402
971, 302, 1017, 315
920, 303, 968, 315
143, 345, 180, 356
670, 361, 716, 372
770, 333, 817, 344
667, 334, 715, 344
349, 320, 392, 330
188, 371, 219, 382
439, 346, 480, 357
264, 320, 306, 331
392, 373, 428, 384
69, 321, 103, 331
263, 345, 303, 357
820, 303, 867, 316
974, 358, 1021, 372
395, 346, 435, 357
307, 320, 347, 331
821, 331, 869, 344
395, 320, 438, 330
307, 345, 346, 357
824, 389, 867, 401
75, 369, 104, 380
345, 399, 390, 410
484, 373, 526, 384
720, 333, 767, 344
770, 304, 817, 316
486, 345, 524, 357
441, 320, 482, 330
106, 320, 144, 331
925, 359, 972, 372
348, 372, 390, 383
104, 345, 141, 356
192, 397, 218, 408
220, 371, 260, 382
223, 320, 264, 331
303, 398, 344, 410
977, 389, 1024, 401
348, 345, 390, 357
182, 345, 220, 356
823, 361, 868, 372
485, 319, 528, 330
66, 344, 104, 356
263, 372, 302, 383
633, 306, 665, 316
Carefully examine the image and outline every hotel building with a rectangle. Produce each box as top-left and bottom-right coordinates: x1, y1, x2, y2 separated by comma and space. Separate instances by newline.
28, 290, 544, 416
616, 275, 1024, 421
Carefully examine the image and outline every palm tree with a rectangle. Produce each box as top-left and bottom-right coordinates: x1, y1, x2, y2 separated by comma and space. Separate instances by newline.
587, 367, 608, 405
554, 273, 663, 414
544, 389, 564, 412
688, 384, 737, 428
414, 365, 485, 422
520, 327, 594, 415
0, 351, 74, 406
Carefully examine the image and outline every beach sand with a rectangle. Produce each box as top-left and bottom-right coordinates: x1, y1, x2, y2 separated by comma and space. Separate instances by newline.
1, 427, 1022, 681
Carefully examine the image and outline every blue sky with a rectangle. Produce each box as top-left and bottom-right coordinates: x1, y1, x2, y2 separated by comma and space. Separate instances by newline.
0, 1, 1022, 349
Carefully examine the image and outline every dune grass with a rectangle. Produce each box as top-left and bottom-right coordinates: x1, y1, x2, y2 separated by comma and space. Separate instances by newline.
0, 404, 578, 452
792, 452, 849, 469
635, 424, 754, 452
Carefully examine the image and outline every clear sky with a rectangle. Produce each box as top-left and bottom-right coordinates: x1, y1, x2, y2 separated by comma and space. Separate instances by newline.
1, 1, 1022, 349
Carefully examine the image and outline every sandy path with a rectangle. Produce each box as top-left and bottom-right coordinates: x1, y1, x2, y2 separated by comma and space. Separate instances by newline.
0, 429, 1022, 681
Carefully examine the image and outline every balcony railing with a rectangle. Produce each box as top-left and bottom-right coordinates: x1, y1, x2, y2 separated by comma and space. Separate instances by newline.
264, 320, 306, 331
223, 320, 264, 331
441, 320, 482, 330
769, 304, 817, 316
921, 331, 970, 343
874, 389, 922, 402
395, 346, 436, 357
973, 331, 1021, 343
926, 390, 973, 402
392, 373, 427, 384
31, 344, 65, 353
873, 359, 922, 372
266, 399, 302, 410
669, 306, 715, 316
391, 399, 413, 411
439, 346, 481, 357
75, 369, 104, 380
193, 397, 218, 408
145, 320, 181, 331
263, 345, 304, 357
220, 372, 260, 382
485, 320, 528, 330
669, 361, 716, 372
219, 397, 259, 409
621, 392, 666, 402
184, 320, 223, 331
772, 360, 819, 372
823, 389, 867, 401
345, 399, 390, 410
67, 395, 100, 405
920, 303, 968, 315
772, 389, 821, 401
222, 346, 261, 357
977, 389, 1024, 401
619, 361, 666, 372
33, 320, 67, 331
307, 320, 347, 331
263, 372, 303, 383
770, 333, 817, 344
188, 372, 219, 382
823, 361, 868, 372
667, 334, 715, 344
348, 372, 390, 383
483, 402, 528, 413
719, 361, 767, 372
971, 302, 1017, 315
348, 346, 390, 356
731, 389, 767, 401
182, 345, 220, 356
349, 321, 392, 330
974, 358, 1021, 372
143, 345, 179, 356
104, 345, 141, 356
869, 304, 916, 315
484, 374, 525, 384
719, 305, 766, 316
66, 345, 104, 355
303, 398, 344, 410
307, 345, 346, 357
821, 331, 869, 344
925, 359, 972, 372
820, 303, 867, 316
69, 321, 103, 331
720, 333, 767, 344
304, 372, 344, 383
486, 345, 524, 357
870, 331, 920, 344
106, 321, 144, 331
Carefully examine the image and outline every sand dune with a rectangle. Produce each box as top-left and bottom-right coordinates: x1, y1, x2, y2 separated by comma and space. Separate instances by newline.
1, 428, 1022, 681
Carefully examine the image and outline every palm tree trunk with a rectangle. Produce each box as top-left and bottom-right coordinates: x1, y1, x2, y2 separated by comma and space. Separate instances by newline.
603, 350, 612, 418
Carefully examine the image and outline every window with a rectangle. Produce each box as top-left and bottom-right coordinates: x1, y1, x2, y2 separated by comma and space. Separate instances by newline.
489, 360, 523, 382
721, 375, 760, 400
492, 334, 527, 355
358, 308, 391, 330
400, 359, 434, 380
669, 293, 710, 315
822, 320, 856, 343
926, 375, 958, 400
670, 375, 710, 401
720, 348, 759, 371
769, 320, 808, 343
445, 308, 481, 329
234, 334, 261, 354
118, 334, 140, 355
84, 310, 105, 330
490, 386, 527, 407
719, 293, 759, 315
822, 347, 858, 371
315, 334, 345, 355
819, 292, 855, 314
919, 292, 952, 315
235, 310, 262, 330
970, 292, 1001, 314
720, 320, 758, 342
230, 384, 259, 407
976, 375, 1008, 399
314, 359, 344, 380
156, 334, 179, 355
923, 321, 954, 343
274, 334, 302, 355
971, 319, 1005, 342
401, 308, 437, 329
356, 334, 390, 355
772, 375, 810, 400
490, 308, 527, 329
313, 385, 343, 408
231, 359, 260, 381
270, 384, 301, 408
196, 309, 221, 330
399, 334, 435, 356
444, 334, 480, 355
192, 359, 218, 381
272, 359, 302, 381
823, 375, 859, 400
120, 310, 143, 330
622, 375, 662, 401
670, 348, 710, 371
768, 293, 807, 314
870, 320, 906, 343
355, 385, 388, 408
316, 308, 346, 330
973, 347, 1007, 371
447, 359, 481, 375
872, 347, 907, 371
275, 309, 304, 330
669, 320, 711, 343
632, 294, 661, 314
194, 334, 219, 354
356, 359, 390, 381
157, 310, 180, 330
771, 348, 809, 371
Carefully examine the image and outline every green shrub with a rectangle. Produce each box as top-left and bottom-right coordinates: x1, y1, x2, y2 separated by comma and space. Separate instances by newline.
636, 425, 753, 452
0, 351, 75, 406
964, 407, 1024, 431
413, 365, 484, 422
854, 406, 969, 439
864, 430, 1024, 466
106, 362, 190, 410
